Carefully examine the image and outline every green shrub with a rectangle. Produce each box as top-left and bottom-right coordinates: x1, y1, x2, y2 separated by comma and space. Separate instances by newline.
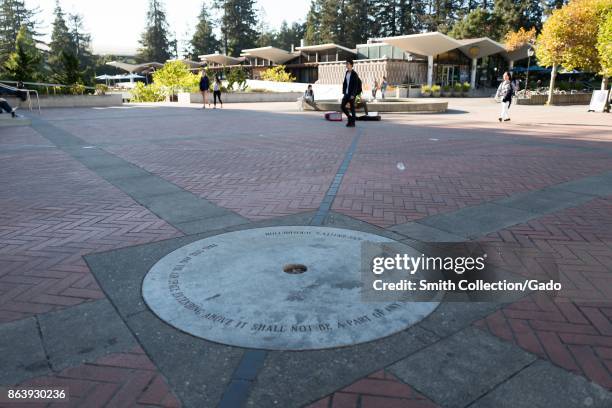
130, 82, 165, 102
431, 84, 441, 93
442, 85, 451, 92
95, 84, 108, 95
260, 65, 296, 82
226, 67, 247, 91
70, 83, 86, 95
453, 83, 463, 93
462, 82, 470, 92
153, 60, 199, 96
421, 84, 431, 93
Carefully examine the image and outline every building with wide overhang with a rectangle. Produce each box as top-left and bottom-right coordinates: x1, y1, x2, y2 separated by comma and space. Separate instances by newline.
195, 32, 522, 89
318, 32, 511, 89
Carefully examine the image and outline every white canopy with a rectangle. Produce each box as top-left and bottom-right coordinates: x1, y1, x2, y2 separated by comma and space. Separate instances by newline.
106, 61, 163, 74
241, 46, 297, 64
199, 53, 243, 66
457, 38, 506, 59
296, 43, 356, 54
377, 32, 462, 56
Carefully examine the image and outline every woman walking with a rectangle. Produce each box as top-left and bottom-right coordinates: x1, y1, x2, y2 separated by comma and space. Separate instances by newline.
381, 76, 388, 99
213, 76, 223, 108
496, 71, 514, 122
372, 79, 379, 100
199, 70, 210, 109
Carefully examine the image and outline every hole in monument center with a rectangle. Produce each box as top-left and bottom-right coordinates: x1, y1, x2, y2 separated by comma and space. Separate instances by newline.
283, 264, 308, 274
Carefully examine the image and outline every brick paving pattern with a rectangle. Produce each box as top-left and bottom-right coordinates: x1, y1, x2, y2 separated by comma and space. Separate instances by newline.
0, 146, 180, 323
11, 347, 180, 408
476, 197, 612, 389
305, 370, 439, 408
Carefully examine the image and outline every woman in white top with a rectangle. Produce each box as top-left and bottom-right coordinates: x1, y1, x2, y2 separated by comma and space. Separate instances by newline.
496, 71, 515, 122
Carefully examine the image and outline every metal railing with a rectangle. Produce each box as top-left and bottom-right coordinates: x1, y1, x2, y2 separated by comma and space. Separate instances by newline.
0, 82, 40, 114
0, 80, 96, 95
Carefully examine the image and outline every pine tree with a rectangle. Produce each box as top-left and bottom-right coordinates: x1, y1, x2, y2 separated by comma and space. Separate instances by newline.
48, 2, 72, 77
190, 1, 220, 59
319, 0, 341, 43
398, 0, 424, 34
304, 0, 321, 45
138, 0, 172, 62
344, 0, 370, 46
67, 13, 93, 83
276, 21, 305, 50
448, 7, 503, 39
0, 0, 37, 61
215, 0, 258, 56
4, 24, 41, 81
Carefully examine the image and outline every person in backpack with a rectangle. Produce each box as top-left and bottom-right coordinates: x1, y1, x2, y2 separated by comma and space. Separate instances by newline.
496, 71, 515, 122
341, 59, 361, 128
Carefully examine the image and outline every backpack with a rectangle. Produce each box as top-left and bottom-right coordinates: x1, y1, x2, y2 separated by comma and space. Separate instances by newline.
356, 76, 363, 95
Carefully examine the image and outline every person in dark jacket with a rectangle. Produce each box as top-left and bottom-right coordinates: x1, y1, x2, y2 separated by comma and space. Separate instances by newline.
199, 70, 210, 109
341, 59, 361, 127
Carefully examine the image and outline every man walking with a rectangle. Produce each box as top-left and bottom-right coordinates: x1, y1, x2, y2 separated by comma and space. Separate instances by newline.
199, 70, 210, 109
341, 59, 361, 128
0, 98, 18, 117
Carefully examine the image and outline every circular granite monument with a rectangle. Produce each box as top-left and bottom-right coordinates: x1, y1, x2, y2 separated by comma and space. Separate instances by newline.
142, 226, 439, 350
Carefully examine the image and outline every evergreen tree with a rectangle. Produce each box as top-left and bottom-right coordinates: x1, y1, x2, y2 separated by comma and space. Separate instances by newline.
215, 0, 258, 56
67, 13, 94, 83
4, 24, 41, 81
398, 0, 424, 34
304, 0, 321, 45
276, 21, 306, 50
190, 1, 220, 59
0, 0, 37, 61
372, 0, 398, 37
48, 1, 72, 73
138, 0, 172, 62
448, 7, 503, 39
319, 0, 341, 43
344, 0, 370, 46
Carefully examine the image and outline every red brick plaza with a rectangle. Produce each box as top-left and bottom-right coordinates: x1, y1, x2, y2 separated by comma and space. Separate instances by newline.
1, 99, 611, 407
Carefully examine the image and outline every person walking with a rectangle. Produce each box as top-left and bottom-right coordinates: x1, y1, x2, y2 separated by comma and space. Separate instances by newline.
199, 70, 210, 109
213, 76, 223, 108
341, 59, 361, 128
372, 79, 379, 99
381, 76, 388, 99
0, 98, 17, 117
496, 71, 514, 122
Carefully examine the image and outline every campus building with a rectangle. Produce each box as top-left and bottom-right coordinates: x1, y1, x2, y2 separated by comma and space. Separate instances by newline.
197, 32, 528, 89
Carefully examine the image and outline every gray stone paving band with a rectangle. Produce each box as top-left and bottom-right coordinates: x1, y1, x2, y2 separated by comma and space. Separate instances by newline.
0, 318, 49, 385
469, 360, 612, 408
389, 326, 537, 408
392, 170, 612, 241
142, 226, 439, 350
311, 128, 363, 226
30, 117, 249, 235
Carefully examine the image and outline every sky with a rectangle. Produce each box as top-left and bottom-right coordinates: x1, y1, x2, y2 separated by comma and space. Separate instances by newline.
26, 0, 311, 55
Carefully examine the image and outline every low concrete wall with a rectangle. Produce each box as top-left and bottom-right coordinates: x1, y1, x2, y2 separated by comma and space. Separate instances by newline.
179, 92, 302, 104
517, 93, 592, 105
305, 99, 447, 113
5, 94, 122, 108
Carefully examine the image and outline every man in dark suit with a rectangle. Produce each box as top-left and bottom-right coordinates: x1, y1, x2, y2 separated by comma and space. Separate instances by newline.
341, 59, 361, 127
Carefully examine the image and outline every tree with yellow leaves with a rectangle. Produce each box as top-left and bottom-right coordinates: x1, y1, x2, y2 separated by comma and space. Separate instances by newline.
598, 9, 612, 87
505, 27, 536, 52
536, 0, 612, 104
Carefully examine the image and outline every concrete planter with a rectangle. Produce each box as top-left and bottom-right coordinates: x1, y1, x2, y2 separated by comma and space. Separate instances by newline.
5, 94, 122, 108
179, 92, 302, 104
517, 92, 592, 105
